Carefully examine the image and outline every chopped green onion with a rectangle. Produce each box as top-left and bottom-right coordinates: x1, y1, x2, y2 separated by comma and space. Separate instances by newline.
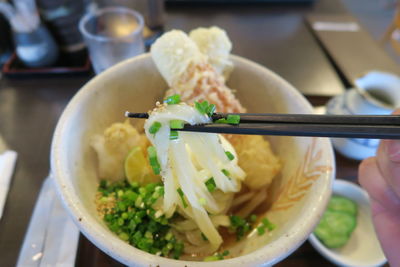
98, 181, 183, 258
256, 218, 275, 236
119, 232, 129, 241
201, 232, 208, 241
169, 120, 185, 129
222, 250, 229, 257
204, 255, 220, 262
169, 130, 179, 140
100, 179, 108, 189
206, 104, 216, 117
195, 100, 208, 114
194, 101, 216, 117
164, 94, 181, 105
249, 214, 257, 223
221, 169, 230, 177
177, 188, 188, 208
262, 217, 276, 231
203, 250, 230, 261
229, 215, 252, 240
147, 146, 161, 175
227, 114, 240, 124
230, 215, 246, 227
257, 226, 265, 236
149, 121, 162, 134
215, 115, 241, 124
225, 151, 235, 161
205, 177, 217, 192
214, 118, 228, 124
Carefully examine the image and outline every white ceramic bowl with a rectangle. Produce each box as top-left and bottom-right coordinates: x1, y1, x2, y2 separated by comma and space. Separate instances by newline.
309, 179, 387, 267
51, 54, 335, 266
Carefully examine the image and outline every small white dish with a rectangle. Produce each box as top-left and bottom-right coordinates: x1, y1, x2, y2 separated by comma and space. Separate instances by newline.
309, 179, 387, 267
326, 90, 380, 161
326, 71, 400, 161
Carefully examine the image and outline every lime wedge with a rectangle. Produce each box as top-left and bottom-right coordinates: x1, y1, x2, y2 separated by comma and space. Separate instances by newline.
124, 146, 160, 184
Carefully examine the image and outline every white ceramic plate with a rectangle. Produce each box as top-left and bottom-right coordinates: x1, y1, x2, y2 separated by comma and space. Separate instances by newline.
308, 179, 386, 267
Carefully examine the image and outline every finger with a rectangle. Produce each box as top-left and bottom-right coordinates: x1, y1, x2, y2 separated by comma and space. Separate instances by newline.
359, 157, 400, 266
376, 109, 400, 197
359, 157, 400, 213
370, 200, 400, 267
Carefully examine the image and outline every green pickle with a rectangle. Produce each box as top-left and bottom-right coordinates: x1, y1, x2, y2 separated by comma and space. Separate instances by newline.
328, 196, 358, 216
314, 195, 358, 248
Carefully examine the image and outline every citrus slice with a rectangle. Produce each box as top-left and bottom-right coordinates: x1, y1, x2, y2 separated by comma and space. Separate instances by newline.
124, 146, 160, 184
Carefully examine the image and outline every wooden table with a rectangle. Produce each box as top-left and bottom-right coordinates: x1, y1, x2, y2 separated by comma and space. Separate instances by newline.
0, 0, 387, 266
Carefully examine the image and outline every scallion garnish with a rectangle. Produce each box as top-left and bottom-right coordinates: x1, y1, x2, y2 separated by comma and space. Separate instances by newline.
226, 114, 240, 124
149, 121, 162, 134
169, 120, 185, 129
195, 101, 208, 114
225, 151, 235, 161
205, 177, 216, 192
206, 104, 216, 117
257, 226, 265, 235
215, 118, 228, 123
164, 94, 181, 105
177, 188, 188, 208
194, 100, 216, 117
201, 232, 208, 241
98, 181, 184, 259
215, 115, 240, 124
221, 169, 230, 177
170, 130, 179, 140
256, 217, 275, 236
147, 146, 161, 175
262, 217, 276, 231
229, 215, 254, 240
203, 250, 230, 261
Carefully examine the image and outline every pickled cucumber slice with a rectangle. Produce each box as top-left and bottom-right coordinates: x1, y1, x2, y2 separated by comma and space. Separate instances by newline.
314, 210, 357, 248
314, 194, 358, 249
328, 196, 358, 216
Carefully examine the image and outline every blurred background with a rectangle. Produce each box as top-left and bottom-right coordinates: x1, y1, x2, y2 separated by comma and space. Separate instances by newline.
0, 0, 398, 73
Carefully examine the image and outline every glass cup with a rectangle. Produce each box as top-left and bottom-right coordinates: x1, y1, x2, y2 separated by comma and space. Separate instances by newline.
79, 6, 145, 74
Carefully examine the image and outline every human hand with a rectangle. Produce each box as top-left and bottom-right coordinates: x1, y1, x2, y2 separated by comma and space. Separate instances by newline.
359, 110, 400, 266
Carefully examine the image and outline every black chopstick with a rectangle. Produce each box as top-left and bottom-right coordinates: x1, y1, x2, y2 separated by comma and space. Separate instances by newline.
180, 123, 400, 139
125, 112, 400, 139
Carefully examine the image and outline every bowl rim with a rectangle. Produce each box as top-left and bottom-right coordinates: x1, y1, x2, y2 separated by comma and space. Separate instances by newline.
308, 179, 387, 267
51, 53, 335, 266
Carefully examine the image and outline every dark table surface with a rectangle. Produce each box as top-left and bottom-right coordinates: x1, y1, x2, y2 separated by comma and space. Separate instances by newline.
0, 0, 389, 266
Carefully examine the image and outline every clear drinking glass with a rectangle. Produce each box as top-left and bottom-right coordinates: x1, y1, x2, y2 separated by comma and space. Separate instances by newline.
79, 6, 145, 74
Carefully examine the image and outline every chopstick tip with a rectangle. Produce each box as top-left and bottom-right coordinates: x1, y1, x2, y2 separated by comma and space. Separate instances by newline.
125, 112, 149, 119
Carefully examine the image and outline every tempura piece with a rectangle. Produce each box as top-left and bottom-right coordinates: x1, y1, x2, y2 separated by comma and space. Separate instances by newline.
151, 29, 244, 113
189, 26, 233, 79
144, 103, 246, 251
91, 120, 148, 181
150, 30, 205, 88
231, 135, 281, 190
